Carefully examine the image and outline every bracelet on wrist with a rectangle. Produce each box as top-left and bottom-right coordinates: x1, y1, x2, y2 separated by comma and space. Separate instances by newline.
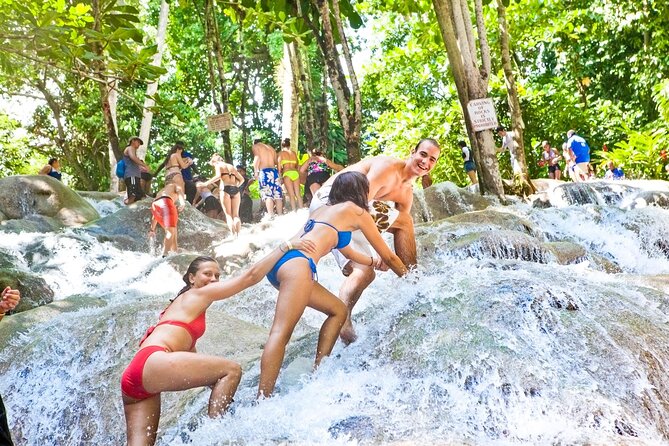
369, 256, 374, 267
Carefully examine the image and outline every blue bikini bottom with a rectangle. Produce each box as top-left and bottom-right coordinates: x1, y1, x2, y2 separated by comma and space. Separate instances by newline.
266, 250, 317, 288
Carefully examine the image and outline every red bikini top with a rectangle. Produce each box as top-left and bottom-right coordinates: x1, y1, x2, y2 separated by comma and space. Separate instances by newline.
140, 304, 206, 350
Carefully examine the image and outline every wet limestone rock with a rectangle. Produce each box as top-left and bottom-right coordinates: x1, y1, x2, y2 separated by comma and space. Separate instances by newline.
0, 175, 99, 231
82, 198, 229, 253
446, 209, 538, 236
0, 268, 54, 313
413, 181, 492, 223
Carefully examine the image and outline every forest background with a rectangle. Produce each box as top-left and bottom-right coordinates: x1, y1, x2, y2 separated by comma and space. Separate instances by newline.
0, 0, 668, 194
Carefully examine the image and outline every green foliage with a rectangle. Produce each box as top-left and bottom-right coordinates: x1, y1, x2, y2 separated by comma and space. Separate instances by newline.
597, 126, 666, 180
359, 12, 464, 185
0, 112, 35, 177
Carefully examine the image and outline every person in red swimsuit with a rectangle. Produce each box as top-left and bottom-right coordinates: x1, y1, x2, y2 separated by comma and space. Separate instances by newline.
121, 239, 316, 446
149, 183, 185, 256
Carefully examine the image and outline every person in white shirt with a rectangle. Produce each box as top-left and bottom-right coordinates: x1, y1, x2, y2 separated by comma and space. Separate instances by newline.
495, 126, 522, 175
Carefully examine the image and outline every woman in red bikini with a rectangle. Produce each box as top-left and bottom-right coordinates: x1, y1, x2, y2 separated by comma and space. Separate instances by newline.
121, 240, 315, 446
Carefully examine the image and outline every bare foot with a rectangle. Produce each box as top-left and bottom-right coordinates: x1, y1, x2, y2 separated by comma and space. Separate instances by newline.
339, 318, 358, 345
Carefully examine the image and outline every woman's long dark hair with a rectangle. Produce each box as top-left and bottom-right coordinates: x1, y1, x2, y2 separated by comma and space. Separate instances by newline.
156, 141, 186, 173
327, 171, 369, 211
175, 256, 218, 298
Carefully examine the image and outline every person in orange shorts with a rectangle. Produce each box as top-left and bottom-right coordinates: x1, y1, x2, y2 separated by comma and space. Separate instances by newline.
149, 183, 185, 256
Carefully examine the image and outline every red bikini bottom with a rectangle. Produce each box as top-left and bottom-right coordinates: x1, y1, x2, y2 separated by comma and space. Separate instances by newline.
121, 345, 167, 400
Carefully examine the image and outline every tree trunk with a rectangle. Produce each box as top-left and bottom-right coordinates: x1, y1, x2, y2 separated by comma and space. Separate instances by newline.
240, 57, 249, 166
288, 44, 301, 151
138, 0, 170, 161
432, 0, 505, 200
91, 0, 122, 191
295, 45, 316, 151
330, 0, 362, 162
205, 0, 232, 162
496, 1, 535, 195
280, 42, 300, 150
314, 48, 329, 153
309, 0, 361, 163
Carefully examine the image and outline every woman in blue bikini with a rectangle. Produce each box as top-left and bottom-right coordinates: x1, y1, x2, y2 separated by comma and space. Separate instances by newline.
259, 171, 409, 397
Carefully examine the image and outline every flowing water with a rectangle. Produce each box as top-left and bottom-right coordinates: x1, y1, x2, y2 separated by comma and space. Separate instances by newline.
1, 182, 668, 445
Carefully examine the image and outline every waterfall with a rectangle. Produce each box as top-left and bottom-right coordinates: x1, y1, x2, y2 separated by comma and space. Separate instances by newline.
1, 188, 669, 445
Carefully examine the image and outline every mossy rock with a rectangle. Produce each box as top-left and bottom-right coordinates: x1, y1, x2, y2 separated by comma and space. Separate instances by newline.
0, 268, 54, 313
0, 175, 99, 230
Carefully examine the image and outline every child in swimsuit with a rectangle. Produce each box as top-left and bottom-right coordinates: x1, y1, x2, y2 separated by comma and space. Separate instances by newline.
121, 240, 316, 446
278, 138, 303, 211
258, 172, 409, 398
149, 183, 185, 257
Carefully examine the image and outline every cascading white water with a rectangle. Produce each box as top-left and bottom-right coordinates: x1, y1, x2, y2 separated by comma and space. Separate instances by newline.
1, 185, 668, 445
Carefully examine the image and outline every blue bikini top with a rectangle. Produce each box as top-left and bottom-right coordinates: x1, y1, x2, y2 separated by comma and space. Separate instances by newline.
302, 219, 351, 249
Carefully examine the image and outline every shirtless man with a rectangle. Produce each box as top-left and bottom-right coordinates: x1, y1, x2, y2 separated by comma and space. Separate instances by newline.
310, 138, 441, 344
252, 139, 284, 218
149, 182, 186, 256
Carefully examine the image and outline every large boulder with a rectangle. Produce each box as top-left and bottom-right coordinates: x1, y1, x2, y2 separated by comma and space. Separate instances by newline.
0, 175, 99, 231
82, 198, 229, 253
413, 181, 492, 223
0, 268, 54, 313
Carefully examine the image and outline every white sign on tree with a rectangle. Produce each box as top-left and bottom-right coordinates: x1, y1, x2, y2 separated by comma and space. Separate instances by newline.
467, 98, 498, 132
206, 113, 233, 132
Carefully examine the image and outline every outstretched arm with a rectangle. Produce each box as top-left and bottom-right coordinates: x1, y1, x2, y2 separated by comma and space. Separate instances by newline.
194, 239, 317, 302
356, 211, 408, 277
199, 165, 221, 187
338, 246, 387, 271
326, 158, 344, 172
299, 157, 311, 175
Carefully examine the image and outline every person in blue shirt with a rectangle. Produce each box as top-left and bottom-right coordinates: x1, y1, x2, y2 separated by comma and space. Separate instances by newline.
180, 145, 198, 204
604, 161, 625, 180
566, 130, 590, 181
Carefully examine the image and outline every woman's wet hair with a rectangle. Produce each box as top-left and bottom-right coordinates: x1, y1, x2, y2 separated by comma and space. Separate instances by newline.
175, 256, 218, 297
281, 138, 290, 148
328, 171, 369, 211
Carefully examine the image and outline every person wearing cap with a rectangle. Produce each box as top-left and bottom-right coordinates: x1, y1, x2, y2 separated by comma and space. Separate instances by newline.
123, 137, 149, 205
495, 126, 522, 175
566, 130, 591, 181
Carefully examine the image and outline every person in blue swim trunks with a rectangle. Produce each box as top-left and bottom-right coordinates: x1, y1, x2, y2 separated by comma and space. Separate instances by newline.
259, 172, 409, 398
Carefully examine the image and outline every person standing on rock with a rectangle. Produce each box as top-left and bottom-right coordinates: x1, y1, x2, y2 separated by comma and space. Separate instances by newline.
123, 137, 149, 205
149, 183, 185, 257
121, 242, 316, 446
252, 139, 283, 219
309, 139, 441, 344
458, 140, 478, 185
1, 286, 21, 446
566, 130, 591, 182
259, 172, 408, 398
